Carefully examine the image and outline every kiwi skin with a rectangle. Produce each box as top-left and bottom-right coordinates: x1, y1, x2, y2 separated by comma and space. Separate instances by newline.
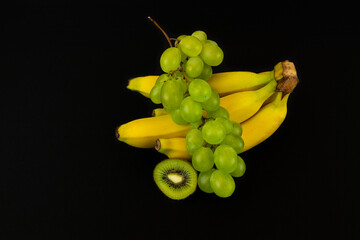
153, 159, 197, 200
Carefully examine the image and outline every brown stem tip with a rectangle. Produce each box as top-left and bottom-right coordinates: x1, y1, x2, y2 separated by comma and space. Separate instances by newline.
155, 139, 161, 151
276, 60, 299, 95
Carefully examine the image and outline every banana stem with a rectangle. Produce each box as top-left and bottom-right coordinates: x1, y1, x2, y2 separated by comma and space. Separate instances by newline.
275, 60, 299, 95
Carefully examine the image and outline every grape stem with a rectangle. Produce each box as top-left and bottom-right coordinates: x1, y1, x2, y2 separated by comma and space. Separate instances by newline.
148, 16, 173, 47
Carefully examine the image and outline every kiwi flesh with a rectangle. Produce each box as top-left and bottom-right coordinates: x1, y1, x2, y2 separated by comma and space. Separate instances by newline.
153, 159, 197, 200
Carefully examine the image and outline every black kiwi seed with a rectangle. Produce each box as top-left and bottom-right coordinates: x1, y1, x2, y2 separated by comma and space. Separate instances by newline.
153, 159, 197, 200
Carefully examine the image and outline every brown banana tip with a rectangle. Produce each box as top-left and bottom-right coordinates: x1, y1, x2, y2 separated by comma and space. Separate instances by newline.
155, 139, 161, 151
115, 126, 120, 139
276, 60, 299, 95
151, 110, 156, 117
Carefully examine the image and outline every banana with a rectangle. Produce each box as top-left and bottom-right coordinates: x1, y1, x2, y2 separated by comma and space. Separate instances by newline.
155, 91, 290, 159
240, 91, 289, 152
152, 108, 168, 117
127, 70, 275, 98
116, 80, 276, 148
155, 138, 191, 159
116, 114, 189, 148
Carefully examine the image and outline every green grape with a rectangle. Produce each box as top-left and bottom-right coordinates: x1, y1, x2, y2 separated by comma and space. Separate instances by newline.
180, 96, 203, 123
190, 120, 203, 129
170, 108, 188, 125
179, 36, 203, 57
210, 169, 235, 198
206, 106, 230, 119
160, 47, 182, 73
192, 147, 214, 172
175, 34, 187, 47
231, 156, 246, 178
185, 56, 204, 78
149, 84, 163, 104
201, 89, 220, 112
198, 168, 215, 193
203, 39, 218, 46
172, 73, 188, 94
192, 30, 207, 41
202, 119, 226, 144
161, 80, 184, 110
215, 117, 233, 134
213, 144, 238, 173
221, 134, 244, 154
188, 79, 212, 103
200, 42, 224, 66
232, 122, 243, 137
155, 73, 169, 85
186, 128, 205, 155
198, 63, 213, 81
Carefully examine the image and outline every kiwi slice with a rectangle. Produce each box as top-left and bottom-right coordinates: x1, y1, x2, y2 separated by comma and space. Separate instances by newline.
153, 159, 197, 200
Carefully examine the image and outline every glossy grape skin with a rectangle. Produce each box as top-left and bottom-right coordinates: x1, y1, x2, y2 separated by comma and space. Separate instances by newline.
231, 156, 246, 177
150, 84, 163, 104
213, 144, 238, 173
206, 106, 230, 119
186, 129, 205, 155
161, 80, 184, 110
198, 168, 215, 193
201, 89, 220, 112
179, 36, 203, 57
232, 122, 243, 137
180, 96, 203, 123
201, 120, 226, 145
192, 147, 214, 172
221, 134, 244, 154
210, 169, 235, 198
215, 117, 233, 134
200, 42, 224, 66
185, 56, 204, 78
188, 79, 212, 103
160, 47, 182, 73
192, 30, 207, 41
170, 108, 188, 125
198, 63, 213, 81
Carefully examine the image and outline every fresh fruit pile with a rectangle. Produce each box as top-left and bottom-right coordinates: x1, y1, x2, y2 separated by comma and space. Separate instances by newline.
116, 18, 298, 200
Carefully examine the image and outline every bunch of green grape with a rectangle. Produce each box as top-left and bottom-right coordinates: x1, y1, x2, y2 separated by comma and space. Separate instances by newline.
150, 30, 246, 198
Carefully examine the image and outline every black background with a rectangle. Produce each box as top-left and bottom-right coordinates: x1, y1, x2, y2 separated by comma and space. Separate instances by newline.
1, 1, 360, 239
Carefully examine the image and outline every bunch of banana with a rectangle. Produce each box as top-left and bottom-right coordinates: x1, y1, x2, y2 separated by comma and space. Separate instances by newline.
117, 60, 298, 156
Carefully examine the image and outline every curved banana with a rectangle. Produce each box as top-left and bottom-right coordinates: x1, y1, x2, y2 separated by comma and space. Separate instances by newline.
240, 91, 289, 152
127, 70, 275, 98
152, 108, 168, 117
155, 138, 190, 159
116, 80, 276, 148
116, 114, 189, 148
156, 92, 290, 159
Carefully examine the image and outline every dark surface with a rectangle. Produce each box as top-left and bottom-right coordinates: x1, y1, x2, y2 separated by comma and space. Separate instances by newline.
1, 1, 359, 239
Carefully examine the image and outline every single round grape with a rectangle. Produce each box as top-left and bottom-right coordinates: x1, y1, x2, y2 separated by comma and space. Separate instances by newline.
215, 117, 233, 134
198, 168, 215, 193
149, 84, 163, 104
202, 120, 226, 145
192, 30, 207, 41
201, 89, 220, 112
179, 36, 202, 57
185, 56, 204, 78
160, 47, 182, 73
210, 169, 235, 198
161, 80, 184, 110
231, 156, 246, 178
214, 144, 238, 173
188, 79, 212, 103
200, 42, 224, 66
180, 96, 203, 123
192, 147, 214, 172
206, 106, 230, 119
186, 128, 205, 155
198, 63, 213, 81
203, 39, 218, 46
232, 122, 243, 137
170, 108, 188, 125
221, 134, 244, 154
